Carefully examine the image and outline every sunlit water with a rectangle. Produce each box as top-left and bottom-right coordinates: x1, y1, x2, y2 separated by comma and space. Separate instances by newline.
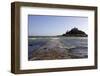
28, 37, 88, 59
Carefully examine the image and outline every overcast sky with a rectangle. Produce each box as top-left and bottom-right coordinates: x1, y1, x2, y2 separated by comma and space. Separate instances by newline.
28, 15, 88, 36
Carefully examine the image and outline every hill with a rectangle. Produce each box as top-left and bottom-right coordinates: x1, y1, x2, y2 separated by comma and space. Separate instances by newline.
62, 27, 87, 37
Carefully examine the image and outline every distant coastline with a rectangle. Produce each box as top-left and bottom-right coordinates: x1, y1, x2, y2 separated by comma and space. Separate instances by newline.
29, 27, 88, 37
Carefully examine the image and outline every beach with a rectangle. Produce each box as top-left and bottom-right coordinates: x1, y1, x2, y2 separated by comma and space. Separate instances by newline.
28, 37, 88, 60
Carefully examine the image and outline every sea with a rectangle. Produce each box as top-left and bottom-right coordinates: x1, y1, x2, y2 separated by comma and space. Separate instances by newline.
28, 37, 88, 60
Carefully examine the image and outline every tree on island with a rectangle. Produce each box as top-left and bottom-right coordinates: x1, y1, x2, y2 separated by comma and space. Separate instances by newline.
62, 27, 87, 37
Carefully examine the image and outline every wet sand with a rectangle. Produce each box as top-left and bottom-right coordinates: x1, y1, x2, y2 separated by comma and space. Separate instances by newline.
29, 38, 71, 60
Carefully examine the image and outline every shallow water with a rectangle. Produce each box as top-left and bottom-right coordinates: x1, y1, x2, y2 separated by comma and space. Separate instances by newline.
28, 37, 88, 60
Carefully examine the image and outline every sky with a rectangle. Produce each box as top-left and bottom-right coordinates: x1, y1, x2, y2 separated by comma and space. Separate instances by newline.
28, 15, 88, 36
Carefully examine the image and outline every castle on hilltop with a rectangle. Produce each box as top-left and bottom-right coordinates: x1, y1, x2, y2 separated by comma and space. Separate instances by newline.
62, 27, 87, 37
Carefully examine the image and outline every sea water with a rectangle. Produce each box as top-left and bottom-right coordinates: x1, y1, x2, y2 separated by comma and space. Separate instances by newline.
28, 37, 88, 59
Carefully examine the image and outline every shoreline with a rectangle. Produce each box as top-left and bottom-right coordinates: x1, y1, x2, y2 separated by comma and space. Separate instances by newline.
28, 38, 88, 61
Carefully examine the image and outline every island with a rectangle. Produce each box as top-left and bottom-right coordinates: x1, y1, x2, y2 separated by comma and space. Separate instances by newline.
62, 27, 88, 37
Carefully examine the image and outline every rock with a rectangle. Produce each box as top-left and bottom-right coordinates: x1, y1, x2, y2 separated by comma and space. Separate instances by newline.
62, 27, 87, 37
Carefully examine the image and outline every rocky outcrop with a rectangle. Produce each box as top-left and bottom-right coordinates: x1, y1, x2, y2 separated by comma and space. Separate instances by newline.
62, 28, 87, 37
